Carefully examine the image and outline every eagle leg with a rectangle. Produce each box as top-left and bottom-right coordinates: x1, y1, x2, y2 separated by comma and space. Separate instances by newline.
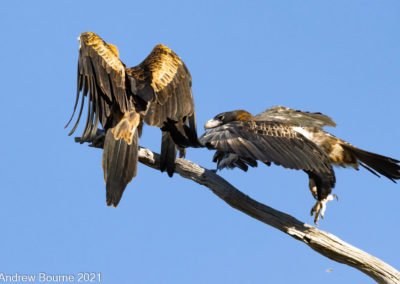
310, 194, 338, 225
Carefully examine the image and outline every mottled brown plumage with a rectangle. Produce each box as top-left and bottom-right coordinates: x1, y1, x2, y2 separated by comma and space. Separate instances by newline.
201, 109, 336, 224
264, 106, 400, 181
255, 106, 400, 182
201, 106, 400, 224
66, 32, 198, 207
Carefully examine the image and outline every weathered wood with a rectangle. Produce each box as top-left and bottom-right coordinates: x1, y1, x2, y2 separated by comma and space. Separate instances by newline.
75, 135, 399, 283
138, 147, 400, 284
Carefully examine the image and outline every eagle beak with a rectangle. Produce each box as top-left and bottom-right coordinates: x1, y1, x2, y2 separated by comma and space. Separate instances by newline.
204, 119, 222, 130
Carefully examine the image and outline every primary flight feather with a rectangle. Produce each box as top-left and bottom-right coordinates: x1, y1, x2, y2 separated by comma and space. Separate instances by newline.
200, 106, 400, 224
66, 32, 199, 207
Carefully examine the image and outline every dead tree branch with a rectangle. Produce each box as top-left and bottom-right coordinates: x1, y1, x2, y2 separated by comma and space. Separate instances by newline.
138, 146, 400, 284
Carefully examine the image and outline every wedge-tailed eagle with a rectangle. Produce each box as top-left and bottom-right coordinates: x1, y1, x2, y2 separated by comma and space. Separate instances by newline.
200, 106, 400, 224
66, 32, 198, 207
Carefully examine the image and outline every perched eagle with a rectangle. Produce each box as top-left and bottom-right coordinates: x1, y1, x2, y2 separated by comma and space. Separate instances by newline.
66, 32, 198, 207
200, 106, 400, 224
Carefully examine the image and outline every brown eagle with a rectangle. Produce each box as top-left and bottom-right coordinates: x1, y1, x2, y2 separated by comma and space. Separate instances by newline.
66, 32, 198, 207
200, 106, 400, 224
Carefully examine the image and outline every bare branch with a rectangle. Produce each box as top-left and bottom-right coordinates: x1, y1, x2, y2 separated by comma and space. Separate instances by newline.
77, 136, 399, 283
138, 147, 400, 284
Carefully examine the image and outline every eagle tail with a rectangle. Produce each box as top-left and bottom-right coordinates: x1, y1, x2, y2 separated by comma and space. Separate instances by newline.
342, 144, 400, 182
185, 112, 200, 146
161, 117, 200, 148
103, 129, 138, 207
160, 131, 177, 177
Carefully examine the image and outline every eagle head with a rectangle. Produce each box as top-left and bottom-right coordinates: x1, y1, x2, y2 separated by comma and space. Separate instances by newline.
204, 110, 253, 129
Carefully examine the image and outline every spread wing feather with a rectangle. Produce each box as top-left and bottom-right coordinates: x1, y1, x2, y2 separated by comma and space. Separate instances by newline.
66, 32, 131, 142
67, 33, 196, 141
127, 44, 195, 127
67, 32, 198, 206
255, 106, 336, 128
200, 121, 333, 174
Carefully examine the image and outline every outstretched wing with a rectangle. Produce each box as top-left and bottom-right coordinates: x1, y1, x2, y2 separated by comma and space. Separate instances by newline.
66, 32, 140, 207
255, 106, 336, 128
127, 44, 196, 128
200, 120, 333, 175
66, 32, 132, 142
127, 44, 198, 176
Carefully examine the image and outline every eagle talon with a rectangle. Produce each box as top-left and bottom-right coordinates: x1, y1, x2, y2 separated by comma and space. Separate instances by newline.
200, 106, 400, 227
311, 194, 337, 225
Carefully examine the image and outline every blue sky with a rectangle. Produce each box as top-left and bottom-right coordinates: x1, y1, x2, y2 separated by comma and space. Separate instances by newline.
1, 1, 399, 283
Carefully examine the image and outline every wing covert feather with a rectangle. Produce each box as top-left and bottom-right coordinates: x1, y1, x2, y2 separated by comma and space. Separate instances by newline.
200, 121, 333, 174
256, 106, 336, 128
67, 32, 131, 141
127, 44, 195, 127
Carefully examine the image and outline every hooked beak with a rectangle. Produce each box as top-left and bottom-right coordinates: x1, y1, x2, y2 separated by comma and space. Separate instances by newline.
204, 119, 222, 130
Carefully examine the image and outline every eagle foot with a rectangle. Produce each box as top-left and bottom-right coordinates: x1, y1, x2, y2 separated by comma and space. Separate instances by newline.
310, 194, 338, 225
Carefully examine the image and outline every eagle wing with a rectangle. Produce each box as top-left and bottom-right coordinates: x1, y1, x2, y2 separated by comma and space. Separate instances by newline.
126, 44, 196, 128
66, 32, 133, 142
200, 120, 333, 175
66, 32, 140, 207
127, 45, 198, 176
255, 106, 336, 128
67, 32, 198, 205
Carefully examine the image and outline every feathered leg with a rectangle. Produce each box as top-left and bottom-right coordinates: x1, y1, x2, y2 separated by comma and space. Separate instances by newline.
306, 171, 337, 225
160, 131, 177, 177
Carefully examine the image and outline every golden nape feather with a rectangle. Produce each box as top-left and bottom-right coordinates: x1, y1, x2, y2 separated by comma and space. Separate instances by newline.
236, 111, 254, 121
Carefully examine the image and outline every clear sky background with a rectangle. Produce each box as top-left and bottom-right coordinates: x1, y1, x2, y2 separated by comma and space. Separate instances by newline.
1, 1, 399, 283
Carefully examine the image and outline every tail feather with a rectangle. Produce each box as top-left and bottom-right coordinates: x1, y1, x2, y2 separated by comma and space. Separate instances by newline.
343, 144, 400, 182
161, 117, 200, 148
160, 131, 177, 177
185, 112, 199, 146
103, 129, 138, 207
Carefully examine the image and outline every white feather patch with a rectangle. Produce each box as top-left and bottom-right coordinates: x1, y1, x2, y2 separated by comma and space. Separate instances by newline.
291, 126, 314, 140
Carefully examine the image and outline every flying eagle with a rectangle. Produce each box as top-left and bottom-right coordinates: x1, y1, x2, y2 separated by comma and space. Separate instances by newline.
66, 32, 198, 207
200, 106, 400, 224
